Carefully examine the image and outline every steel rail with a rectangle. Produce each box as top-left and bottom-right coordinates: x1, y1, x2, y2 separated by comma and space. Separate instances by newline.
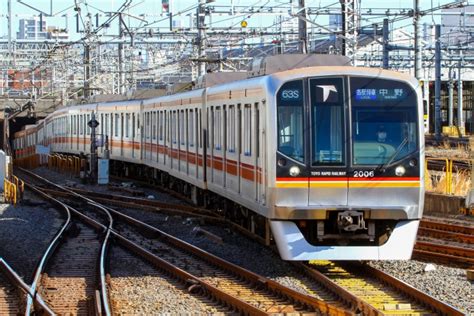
18, 171, 113, 316
0, 258, 54, 316
89, 201, 113, 316
420, 219, 474, 235
85, 203, 354, 315
38, 187, 219, 219
20, 169, 354, 315
20, 168, 465, 315
303, 261, 465, 316
418, 226, 474, 244
23, 182, 72, 316
359, 263, 465, 316
294, 262, 379, 316
26, 189, 340, 314
35, 187, 269, 245
414, 241, 474, 266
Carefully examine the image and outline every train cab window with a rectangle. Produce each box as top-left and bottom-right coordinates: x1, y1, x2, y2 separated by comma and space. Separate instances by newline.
310, 78, 345, 165
350, 77, 418, 165
277, 80, 304, 162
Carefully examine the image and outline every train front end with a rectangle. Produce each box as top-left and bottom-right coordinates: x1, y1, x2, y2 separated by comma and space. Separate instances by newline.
269, 69, 424, 260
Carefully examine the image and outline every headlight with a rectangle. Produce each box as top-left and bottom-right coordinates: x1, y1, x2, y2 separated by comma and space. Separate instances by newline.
289, 166, 300, 177
395, 165, 406, 176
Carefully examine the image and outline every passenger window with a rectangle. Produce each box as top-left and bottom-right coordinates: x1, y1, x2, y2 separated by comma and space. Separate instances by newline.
114, 114, 119, 137
215, 107, 221, 150
180, 110, 185, 145
125, 113, 130, 138
152, 112, 157, 140
189, 109, 194, 147
243, 104, 252, 156
227, 105, 235, 153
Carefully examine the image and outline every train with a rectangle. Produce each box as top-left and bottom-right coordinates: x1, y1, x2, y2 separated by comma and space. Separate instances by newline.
13, 54, 424, 260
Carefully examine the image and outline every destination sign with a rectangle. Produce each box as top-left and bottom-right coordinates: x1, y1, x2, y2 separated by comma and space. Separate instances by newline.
355, 88, 406, 101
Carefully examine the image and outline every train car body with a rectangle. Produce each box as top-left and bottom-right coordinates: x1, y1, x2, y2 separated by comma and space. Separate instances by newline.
13, 55, 424, 260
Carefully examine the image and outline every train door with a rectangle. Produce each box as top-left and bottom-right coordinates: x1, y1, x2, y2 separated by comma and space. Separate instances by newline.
308, 77, 348, 206
253, 103, 262, 201
75, 115, 79, 151
139, 104, 143, 161
110, 113, 114, 156
120, 113, 124, 157
257, 101, 267, 205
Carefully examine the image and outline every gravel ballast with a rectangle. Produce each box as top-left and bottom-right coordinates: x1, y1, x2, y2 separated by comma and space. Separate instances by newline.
11, 167, 474, 314
0, 190, 63, 283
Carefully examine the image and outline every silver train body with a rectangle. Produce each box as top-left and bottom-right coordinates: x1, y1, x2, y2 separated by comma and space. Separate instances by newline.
14, 60, 424, 260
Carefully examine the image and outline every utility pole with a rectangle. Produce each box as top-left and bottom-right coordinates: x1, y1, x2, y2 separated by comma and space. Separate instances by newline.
457, 56, 464, 134
382, 18, 389, 69
413, 0, 421, 79
298, 0, 308, 54
197, 0, 207, 77
88, 111, 99, 183
7, 0, 13, 67
448, 73, 454, 127
340, 0, 359, 64
434, 24, 441, 138
118, 13, 125, 94
84, 44, 91, 99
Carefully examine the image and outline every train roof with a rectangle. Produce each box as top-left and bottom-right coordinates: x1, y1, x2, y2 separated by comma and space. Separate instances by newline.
248, 54, 351, 77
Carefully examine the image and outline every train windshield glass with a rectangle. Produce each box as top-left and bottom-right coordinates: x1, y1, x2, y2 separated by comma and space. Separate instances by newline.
310, 77, 345, 165
350, 77, 418, 165
277, 80, 304, 162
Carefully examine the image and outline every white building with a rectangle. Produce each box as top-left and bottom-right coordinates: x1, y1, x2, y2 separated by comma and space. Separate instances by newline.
17, 18, 47, 40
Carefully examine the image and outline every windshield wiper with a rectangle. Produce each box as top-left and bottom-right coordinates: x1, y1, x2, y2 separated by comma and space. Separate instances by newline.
377, 136, 408, 173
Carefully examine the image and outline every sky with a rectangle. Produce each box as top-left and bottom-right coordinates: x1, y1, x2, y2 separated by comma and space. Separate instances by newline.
0, 0, 469, 41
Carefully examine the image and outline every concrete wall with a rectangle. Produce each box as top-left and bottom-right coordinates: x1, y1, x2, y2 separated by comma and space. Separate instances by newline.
424, 192, 465, 215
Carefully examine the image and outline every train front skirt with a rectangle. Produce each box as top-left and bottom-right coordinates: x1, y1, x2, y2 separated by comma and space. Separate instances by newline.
270, 220, 420, 260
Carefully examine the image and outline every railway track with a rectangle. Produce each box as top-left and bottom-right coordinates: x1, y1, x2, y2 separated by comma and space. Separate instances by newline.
419, 219, 474, 244
39, 222, 102, 315
17, 168, 465, 315
0, 264, 23, 315
300, 261, 463, 316
21, 180, 111, 315
414, 218, 474, 267
0, 258, 53, 315
19, 168, 354, 315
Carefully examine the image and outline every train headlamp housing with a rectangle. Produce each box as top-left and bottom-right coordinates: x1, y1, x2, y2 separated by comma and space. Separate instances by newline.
289, 166, 301, 177
278, 158, 287, 167
395, 165, 406, 176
